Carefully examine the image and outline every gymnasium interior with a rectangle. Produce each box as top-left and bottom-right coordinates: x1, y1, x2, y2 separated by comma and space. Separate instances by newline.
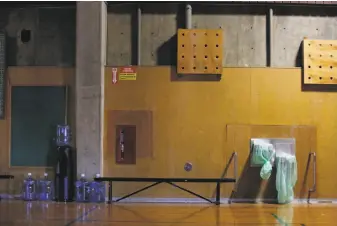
1, 1, 337, 225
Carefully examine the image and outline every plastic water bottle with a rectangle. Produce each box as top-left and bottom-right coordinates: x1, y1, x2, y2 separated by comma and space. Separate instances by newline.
38, 173, 53, 201
75, 174, 90, 202
22, 173, 37, 201
89, 174, 105, 203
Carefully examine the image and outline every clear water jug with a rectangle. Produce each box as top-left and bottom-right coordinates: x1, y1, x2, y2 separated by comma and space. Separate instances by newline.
75, 174, 90, 202
89, 174, 105, 203
56, 124, 72, 146
38, 173, 53, 201
22, 173, 37, 201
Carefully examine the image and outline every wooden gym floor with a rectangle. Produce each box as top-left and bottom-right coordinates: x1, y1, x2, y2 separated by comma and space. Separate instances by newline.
0, 200, 336, 225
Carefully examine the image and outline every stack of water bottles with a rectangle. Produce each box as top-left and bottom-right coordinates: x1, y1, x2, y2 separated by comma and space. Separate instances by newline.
75, 173, 105, 203
22, 173, 53, 201
22, 173, 105, 202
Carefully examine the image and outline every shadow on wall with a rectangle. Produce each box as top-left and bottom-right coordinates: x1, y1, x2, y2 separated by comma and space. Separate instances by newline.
230, 154, 278, 204
156, 4, 185, 66
157, 34, 178, 66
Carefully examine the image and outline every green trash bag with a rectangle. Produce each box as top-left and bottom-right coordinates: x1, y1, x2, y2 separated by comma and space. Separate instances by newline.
251, 141, 275, 180
276, 153, 297, 204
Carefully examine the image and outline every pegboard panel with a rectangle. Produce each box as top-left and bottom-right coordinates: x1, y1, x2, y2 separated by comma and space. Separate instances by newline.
303, 39, 337, 85
177, 29, 223, 75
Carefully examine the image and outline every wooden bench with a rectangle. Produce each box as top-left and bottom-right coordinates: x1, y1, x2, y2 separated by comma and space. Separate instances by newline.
94, 177, 236, 205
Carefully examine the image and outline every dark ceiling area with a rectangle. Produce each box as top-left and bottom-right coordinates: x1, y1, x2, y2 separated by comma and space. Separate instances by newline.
0, 1, 76, 9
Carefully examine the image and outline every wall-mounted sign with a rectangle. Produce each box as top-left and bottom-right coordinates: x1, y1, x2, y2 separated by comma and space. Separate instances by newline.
112, 67, 118, 84
119, 66, 137, 81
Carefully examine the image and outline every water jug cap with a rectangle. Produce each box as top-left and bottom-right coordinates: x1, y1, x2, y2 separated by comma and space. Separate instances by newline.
28, 173, 32, 176
95, 173, 100, 178
81, 173, 85, 177
44, 173, 48, 177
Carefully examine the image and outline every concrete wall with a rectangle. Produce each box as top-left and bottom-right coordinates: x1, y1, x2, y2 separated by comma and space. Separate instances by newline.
106, 4, 337, 67
76, 2, 106, 176
1, 6, 76, 66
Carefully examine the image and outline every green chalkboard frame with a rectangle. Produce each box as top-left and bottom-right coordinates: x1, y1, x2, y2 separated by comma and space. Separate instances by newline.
10, 86, 66, 167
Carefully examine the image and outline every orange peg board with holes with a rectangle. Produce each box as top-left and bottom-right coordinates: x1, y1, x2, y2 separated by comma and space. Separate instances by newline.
303, 39, 337, 84
177, 29, 223, 75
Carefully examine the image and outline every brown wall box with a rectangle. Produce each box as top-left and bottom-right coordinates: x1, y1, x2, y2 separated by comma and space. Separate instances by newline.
106, 110, 153, 166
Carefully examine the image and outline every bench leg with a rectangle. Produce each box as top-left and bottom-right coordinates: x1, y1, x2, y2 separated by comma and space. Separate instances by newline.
115, 182, 162, 203
167, 182, 215, 204
108, 181, 112, 204
215, 182, 220, 205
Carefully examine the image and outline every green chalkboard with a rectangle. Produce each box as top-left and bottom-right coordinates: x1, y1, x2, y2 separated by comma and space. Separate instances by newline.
10, 86, 66, 167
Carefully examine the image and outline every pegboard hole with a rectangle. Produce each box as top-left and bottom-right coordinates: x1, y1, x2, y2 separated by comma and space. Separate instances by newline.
193, 55, 196, 58
204, 66, 208, 70
216, 67, 219, 70
319, 77, 322, 80
204, 44, 208, 47
182, 55, 184, 58
319, 65, 322, 68
216, 33, 219, 36
193, 44, 196, 47
320, 54, 322, 57
216, 55, 219, 58
308, 65, 311, 68
331, 77, 334, 80
193, 33, 196, 36
309, 54, 311, 57
205, 55, 208, 59
182, 33, 185, 36
330, 44, 333, 46
308, 44, 311, 46
204, 32, 207, 36
181, 67, 184, 70
331, 55, 333, 57
319, 44, 322, 46
193, 66, 196, 70
308, 77, 311, 80
216, 44, 219, 47
182, 44, 185, 47
330, 66, 333, 69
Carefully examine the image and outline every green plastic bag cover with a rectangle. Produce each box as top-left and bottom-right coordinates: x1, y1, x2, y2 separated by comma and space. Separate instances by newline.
251, 141, 275, 166
251, 141, 275, 180
260, 160, 273, 180
276, 153, 297, 204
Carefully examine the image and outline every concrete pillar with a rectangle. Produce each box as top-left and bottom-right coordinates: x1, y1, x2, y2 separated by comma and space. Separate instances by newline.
76, 2, 106, 176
